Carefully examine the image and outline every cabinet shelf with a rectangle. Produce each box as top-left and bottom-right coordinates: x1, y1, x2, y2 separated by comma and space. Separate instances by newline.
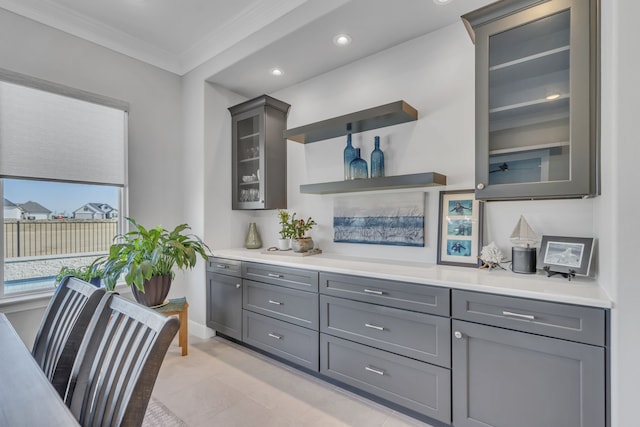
239, 132, 260, 141
489, 141, 569, 156
284, 101, 417, 144
300, 172, 446, 194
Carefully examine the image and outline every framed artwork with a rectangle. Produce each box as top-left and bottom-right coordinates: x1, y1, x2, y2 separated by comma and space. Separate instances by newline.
437, 190, 483, 267
537, 235, 595, 277
333, 192, 425, 247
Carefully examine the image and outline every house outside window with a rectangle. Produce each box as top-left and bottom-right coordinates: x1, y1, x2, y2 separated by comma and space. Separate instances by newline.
0, 73, 128, 297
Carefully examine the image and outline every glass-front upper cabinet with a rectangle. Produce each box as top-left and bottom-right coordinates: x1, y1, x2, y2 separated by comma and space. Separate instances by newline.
229, 95, 290, 210
463, 0, 599, 200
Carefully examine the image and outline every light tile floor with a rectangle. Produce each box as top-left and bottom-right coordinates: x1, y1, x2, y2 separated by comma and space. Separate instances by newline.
152, 335, 436, 427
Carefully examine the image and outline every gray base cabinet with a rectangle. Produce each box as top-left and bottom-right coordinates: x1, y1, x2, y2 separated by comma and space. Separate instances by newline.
206, 260, 609, 427
321, 334, 451, 423
240, 262, 320, 371
206, 258, 243, 340
452, 289, 607, 427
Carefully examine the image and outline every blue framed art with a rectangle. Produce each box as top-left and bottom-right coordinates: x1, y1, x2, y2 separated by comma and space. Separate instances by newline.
333, 192, 425, 247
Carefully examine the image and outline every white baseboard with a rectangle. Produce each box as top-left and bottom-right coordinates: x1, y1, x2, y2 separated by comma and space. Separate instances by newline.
188, 320, 216, 339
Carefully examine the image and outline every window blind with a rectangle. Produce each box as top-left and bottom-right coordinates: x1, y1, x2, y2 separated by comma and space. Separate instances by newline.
0, 80, 126, 186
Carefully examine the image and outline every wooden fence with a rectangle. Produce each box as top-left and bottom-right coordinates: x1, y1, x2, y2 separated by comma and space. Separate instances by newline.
3, 219, 117, 258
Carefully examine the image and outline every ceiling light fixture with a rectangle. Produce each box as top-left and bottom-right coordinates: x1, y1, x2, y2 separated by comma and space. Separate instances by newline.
546, 93, 561, 100
433, 0, 453, 5
333, 34, 352, 46
271, 68, 284, 76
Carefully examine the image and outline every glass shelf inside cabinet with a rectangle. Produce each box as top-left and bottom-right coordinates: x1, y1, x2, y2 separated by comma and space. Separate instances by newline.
487, 9, 571, 186
236, 115, 260, 203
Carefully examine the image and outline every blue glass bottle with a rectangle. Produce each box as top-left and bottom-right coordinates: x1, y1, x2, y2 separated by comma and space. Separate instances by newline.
370, 136, 385, 178
343, 127, 356, 180
349, 148, 368, 179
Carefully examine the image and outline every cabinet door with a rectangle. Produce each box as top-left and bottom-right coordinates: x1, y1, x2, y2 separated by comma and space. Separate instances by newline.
452, 320, 605, 427
206, 272, 243, 340
230, 95, 289, 210
470, 0, 598, 200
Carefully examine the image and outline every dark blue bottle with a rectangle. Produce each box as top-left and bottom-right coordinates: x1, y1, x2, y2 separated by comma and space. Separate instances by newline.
343, 127, 356, 180
370, 136, 384, 178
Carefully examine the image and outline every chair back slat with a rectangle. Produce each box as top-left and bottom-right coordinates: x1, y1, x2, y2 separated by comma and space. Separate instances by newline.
66, 293, 179, 427
32, 276, 106, 397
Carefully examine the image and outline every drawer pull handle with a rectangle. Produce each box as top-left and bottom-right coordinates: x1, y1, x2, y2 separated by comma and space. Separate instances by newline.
502, 311, 535, 321
215, 264, 228, 269
268, 300, 282, 305
365, 366, 385, 376
236, 283, 241, 289
365, 323, 384, 331
268, 333, 282, 340
363, 289, 383, 295
268, 273, 283, 278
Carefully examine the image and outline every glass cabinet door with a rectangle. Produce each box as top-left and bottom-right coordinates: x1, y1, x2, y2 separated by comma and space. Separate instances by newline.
229, 95, 289, 210
233, 111, 263, 208
469, 0, 597, 200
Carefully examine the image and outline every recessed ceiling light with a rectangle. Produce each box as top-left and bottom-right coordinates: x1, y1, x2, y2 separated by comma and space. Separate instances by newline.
271, 68, 283, 76
546, 93, 561, 100
433, 0, 453, 5
333, 34, 352, 46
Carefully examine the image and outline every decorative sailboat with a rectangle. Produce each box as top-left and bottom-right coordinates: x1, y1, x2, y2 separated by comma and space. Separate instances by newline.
510, 215, 538, 274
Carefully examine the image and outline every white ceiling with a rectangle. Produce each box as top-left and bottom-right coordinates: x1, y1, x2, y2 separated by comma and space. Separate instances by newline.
0, 0, 495, 98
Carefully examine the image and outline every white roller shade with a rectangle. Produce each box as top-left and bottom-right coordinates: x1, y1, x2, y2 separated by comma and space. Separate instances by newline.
0, 81, 126, 186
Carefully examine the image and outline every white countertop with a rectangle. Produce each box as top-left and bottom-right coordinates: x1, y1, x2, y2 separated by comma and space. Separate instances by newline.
212, 248, 613, 309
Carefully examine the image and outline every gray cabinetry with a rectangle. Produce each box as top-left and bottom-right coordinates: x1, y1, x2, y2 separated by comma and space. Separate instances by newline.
463, 0, 599, 200
452, 290, 607, 427
321, 334, 451, 423
319, 272, 451, 424
320, 272, 449, 316
206, 257, 242, 340
320, 295, 450, 368
243, 310, 319, 371
229, 95, 290, 210
241, 262, 319, 371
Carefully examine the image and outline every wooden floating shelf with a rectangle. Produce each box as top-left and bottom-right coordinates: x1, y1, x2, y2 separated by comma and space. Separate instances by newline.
284, 101, 418, 144
299, 172, 446, 194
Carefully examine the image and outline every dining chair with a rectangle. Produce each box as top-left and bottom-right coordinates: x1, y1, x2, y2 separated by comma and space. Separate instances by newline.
65, 293, 179, 427
32, 276, 106, 398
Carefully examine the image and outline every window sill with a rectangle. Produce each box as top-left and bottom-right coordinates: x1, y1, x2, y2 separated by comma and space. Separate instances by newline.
0, 281, 132, 314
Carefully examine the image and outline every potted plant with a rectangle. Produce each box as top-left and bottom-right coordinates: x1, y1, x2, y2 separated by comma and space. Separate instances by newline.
277, 210, 293, 250
289, 213, 317, 253
56, 259, 103, 287
100, 217, 210, 307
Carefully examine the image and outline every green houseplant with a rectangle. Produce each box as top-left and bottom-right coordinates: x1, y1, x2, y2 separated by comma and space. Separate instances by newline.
100, 217, 210, 306
56, 259, 103, 287
277, 210, 293, 250
289, 213, 317, 253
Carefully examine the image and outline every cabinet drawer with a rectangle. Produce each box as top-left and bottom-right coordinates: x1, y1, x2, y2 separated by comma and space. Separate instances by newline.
452, 290, 605, 346
319, 272, 449, 316
207, 257, 242, 276
320, 295, 450, 367
243, 310, 319, 371
243, 262, 318, 292
243, 280, 319, 330
320, 334, 451, 424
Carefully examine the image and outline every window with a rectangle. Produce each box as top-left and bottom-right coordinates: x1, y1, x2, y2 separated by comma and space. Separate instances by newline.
0, 72, 128, 297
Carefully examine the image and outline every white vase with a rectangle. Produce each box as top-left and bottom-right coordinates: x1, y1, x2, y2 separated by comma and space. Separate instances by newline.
277, 238, 291, 251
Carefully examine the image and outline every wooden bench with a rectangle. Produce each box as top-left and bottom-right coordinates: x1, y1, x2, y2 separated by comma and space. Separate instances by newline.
153, 297, 189, 356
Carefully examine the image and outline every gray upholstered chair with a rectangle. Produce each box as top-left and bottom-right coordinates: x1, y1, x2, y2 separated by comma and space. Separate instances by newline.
65, 293, 179, 427
32, 276, 106, 397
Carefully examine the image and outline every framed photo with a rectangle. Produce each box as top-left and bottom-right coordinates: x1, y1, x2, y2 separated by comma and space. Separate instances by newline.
437, 190, 483, 267
537, 235, 595, 276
